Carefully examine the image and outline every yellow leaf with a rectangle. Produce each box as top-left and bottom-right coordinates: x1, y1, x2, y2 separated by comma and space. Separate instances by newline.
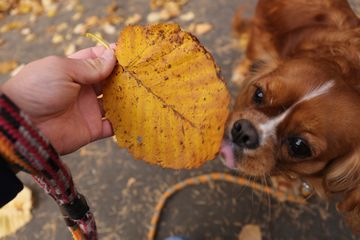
150, 0, 189, 10
0, 21, 25, 33
103, 23, 230, 169
0, 60, 18, 74
0, 187, 32, 238
238, 224, 262, 240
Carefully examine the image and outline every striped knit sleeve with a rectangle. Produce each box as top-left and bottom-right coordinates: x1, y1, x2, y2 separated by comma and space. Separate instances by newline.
0, 94, 45, 206
0, 94, 45, 175
0, 94, 97, 238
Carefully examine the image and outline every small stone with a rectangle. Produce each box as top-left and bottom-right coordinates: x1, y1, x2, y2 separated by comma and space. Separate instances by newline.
126, 178, 136, 188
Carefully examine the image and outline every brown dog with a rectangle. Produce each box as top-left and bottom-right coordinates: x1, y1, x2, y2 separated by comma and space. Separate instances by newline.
220, 0, 360, 233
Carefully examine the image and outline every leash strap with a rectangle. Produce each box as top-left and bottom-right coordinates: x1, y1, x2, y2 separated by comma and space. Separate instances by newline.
148, 173, 307, 240
0, 94, 97, 239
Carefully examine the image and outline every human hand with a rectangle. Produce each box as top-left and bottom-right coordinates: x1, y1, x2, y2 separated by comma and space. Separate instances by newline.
1, 45, 117, 155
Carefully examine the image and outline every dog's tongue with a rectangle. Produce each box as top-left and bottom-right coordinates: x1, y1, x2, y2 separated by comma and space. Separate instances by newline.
220, 141, 236, 169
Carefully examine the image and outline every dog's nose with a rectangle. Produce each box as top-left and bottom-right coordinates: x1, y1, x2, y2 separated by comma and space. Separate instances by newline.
231, 119, 259, 149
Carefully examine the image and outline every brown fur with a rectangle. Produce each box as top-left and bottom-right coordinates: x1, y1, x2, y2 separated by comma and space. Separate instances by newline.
229, 0, 360, 234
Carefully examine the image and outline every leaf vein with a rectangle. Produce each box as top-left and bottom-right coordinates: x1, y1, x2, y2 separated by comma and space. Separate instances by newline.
125, 70, 198, 129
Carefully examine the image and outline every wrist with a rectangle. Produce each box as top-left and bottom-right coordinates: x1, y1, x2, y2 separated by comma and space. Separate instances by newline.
1, 78, 28, 113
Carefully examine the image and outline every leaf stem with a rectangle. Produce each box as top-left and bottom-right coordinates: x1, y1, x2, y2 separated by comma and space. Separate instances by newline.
84, 33, 110, 49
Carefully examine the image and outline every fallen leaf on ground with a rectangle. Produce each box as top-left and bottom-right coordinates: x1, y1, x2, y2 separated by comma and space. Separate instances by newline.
0, 60, 18, 74
64, 43, 76, 56
147, 1, 182, 23
238, 32, 249, 50
102, 23, 116, 35
187, 23, 213, 36
150, 0, 189, 9
163, 2, 181, 18
103, 24, 230, 169
180, 11, 195, 22
125, 13, 142, 25
147, 11, 164, 23
238, 224, 262, 240
10, 64, 24, 77
51, 33, 63, 44
0, 21, 26, 33
0, 186, 32, 238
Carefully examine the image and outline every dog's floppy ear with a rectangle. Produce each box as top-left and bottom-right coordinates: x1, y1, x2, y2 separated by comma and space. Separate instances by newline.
324, 148, 360, 234
337, 186, 360, 234
324, 148, 360, 194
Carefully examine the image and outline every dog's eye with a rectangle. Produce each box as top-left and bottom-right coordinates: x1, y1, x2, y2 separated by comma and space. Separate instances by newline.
287, 137, 312, 159
253, 87, 265, 105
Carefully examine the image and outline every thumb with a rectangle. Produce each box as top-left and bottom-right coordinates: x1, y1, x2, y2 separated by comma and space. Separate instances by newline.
66, 48, 116, 85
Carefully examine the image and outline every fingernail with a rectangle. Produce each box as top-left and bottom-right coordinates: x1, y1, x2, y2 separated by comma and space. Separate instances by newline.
101, 48, 115, 61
